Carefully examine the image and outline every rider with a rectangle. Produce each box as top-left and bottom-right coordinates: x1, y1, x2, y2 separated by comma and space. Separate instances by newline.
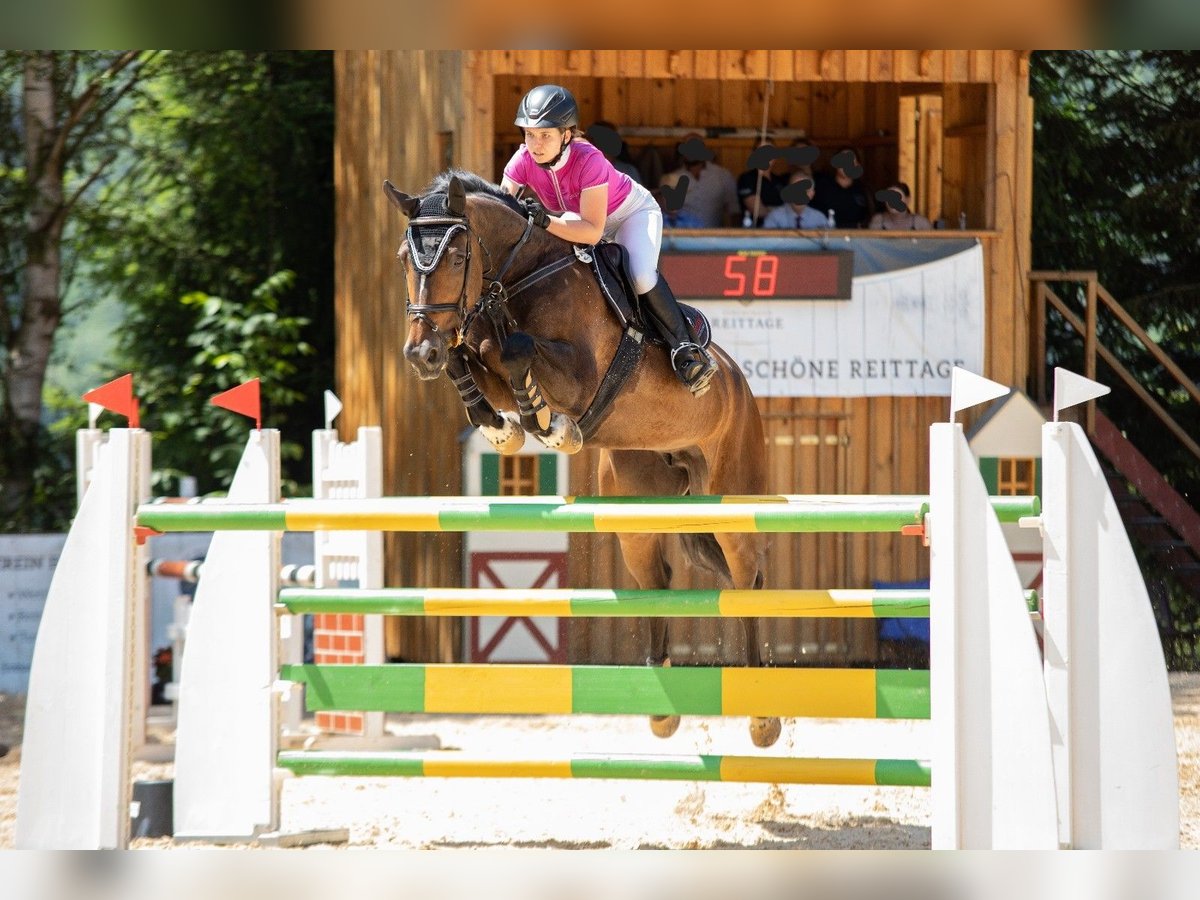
500, 84, 717, 397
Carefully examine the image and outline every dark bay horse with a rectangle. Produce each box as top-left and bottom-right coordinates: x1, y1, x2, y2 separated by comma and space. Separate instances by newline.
385, 170, 778, 747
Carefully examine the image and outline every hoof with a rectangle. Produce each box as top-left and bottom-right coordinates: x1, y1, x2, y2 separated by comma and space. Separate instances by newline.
480, 411, 525, 455
534, 412, 583, 454
749, 716, 781, 748
650, 715, 681, 739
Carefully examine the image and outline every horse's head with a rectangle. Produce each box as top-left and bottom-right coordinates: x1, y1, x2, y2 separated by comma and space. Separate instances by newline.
386, 175, 485, 380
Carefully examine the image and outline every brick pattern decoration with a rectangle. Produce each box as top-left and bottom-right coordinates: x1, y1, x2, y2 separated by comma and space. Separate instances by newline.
314, 612, 367, 733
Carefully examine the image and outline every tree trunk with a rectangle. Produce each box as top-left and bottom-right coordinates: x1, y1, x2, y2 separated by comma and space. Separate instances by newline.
0, 52, 63, 525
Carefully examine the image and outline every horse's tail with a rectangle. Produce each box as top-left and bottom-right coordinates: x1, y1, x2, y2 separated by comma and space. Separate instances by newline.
670, 448, 733, 583
678, 532, 732, 583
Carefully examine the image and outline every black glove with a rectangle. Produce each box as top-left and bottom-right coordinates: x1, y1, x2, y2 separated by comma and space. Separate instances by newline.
522, 197, 551, 229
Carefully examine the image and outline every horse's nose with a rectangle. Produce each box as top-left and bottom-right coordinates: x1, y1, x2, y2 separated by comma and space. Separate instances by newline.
404, 338, 444, 380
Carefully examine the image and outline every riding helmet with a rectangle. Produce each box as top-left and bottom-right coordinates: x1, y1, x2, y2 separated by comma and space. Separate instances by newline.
514, 84, 579, 130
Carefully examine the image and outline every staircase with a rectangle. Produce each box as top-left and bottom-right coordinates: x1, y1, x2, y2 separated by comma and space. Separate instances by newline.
1029, 272, 1200, 664
1092, 411, 1200, 600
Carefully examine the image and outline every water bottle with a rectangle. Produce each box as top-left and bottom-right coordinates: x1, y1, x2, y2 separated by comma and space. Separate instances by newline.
742, 209, 753, 228
958, 211, 967, 230
827, 209, 836, 229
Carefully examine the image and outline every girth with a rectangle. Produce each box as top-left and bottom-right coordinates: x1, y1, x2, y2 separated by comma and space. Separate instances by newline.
452, 247, 647, 443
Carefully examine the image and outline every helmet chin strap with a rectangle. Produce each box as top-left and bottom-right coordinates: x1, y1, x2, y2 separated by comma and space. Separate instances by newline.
536, 134, 571, 169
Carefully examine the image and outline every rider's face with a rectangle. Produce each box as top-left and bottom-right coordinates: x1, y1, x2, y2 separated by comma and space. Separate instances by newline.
524, 128, 565, 163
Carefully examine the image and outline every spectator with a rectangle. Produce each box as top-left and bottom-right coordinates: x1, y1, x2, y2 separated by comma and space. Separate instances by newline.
811, 145, 873, 228
588, 119, 643, 186
762, 169, 830, 229
736, 143, 790, 226
869, 181, 933, 230
660, 132, 740, 228
782, 136, 820, 178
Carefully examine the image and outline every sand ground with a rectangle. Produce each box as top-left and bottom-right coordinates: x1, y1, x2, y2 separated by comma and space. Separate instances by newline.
1, 672, 1197, 850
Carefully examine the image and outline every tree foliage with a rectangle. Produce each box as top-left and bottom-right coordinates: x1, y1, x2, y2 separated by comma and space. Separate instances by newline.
1031, 52, 1200, 498
1031, 51, 1200, 667
1, 51, 159, 530
1, 51, 333, 530
85, 51, 335, 497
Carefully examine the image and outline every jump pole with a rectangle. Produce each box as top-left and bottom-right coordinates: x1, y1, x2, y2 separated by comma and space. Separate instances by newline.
153, 428, 1054, 848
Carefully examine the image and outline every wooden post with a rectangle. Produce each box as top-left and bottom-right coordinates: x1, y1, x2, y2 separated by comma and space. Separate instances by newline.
1032, 280, 1047, 404
1085, 277, 1098, 433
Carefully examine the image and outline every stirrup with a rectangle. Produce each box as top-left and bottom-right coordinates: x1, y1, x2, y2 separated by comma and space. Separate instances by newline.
670, 342, 716, 396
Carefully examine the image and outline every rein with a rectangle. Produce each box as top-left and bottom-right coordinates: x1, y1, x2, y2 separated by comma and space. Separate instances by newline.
405, 192, 645, 443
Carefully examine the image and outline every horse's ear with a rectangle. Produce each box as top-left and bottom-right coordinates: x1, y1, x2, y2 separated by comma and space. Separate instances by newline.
447, 176, 467, 217
383, 179, 420, 219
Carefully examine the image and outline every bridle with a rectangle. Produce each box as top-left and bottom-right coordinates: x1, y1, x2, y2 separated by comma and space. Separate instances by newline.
400, 211, 481, 344
400, 194, 560, 347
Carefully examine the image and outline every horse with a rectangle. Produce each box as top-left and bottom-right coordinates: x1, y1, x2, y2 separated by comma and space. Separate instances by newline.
385, 170, 779, 747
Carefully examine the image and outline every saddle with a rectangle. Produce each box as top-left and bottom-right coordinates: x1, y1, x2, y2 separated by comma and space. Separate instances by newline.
588, 241, 712, 349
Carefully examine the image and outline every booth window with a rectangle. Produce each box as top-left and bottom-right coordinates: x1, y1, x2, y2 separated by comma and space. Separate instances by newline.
500, 455, 539, 496
997, 458, 1037, 495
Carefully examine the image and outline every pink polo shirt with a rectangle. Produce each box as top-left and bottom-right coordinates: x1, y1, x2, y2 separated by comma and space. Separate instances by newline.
503, 140, 632, 216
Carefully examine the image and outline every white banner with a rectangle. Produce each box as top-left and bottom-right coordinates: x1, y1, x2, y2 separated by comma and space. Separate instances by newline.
703, 242, 985, 397
0, 534, 66, 694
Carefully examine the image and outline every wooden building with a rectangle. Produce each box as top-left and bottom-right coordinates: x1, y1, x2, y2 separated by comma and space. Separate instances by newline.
332, 50, 1035, 665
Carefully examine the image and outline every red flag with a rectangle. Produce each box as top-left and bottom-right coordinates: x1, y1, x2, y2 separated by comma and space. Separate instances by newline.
210, 379, 261, 430
82, 373, 139, 428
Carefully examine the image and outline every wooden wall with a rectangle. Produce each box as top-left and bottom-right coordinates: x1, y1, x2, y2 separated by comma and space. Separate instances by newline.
334, 51, 469, 662
333, 50, 1033, 664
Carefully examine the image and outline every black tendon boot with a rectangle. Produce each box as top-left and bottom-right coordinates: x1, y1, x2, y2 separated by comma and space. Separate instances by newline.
640, 276, 717, 396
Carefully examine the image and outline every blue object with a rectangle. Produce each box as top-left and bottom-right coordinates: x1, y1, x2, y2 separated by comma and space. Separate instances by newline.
874, 579, 930, 643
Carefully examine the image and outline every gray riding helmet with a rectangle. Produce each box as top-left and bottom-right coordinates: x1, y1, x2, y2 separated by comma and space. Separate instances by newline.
514, 84, 579, 129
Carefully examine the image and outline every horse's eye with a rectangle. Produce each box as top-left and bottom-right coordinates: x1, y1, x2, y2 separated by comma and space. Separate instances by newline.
453, 255, 465, 267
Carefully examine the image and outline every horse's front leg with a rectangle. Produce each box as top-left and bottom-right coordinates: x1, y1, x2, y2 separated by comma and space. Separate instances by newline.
448, 347, 525, 455
500, 332, 582, 454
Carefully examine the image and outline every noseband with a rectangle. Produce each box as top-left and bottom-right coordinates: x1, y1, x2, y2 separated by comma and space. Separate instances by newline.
401, 211, 478, 342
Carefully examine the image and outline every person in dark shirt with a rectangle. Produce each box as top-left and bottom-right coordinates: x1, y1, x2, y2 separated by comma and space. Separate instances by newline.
811, 145, 873, 229
736, 143, 790, 226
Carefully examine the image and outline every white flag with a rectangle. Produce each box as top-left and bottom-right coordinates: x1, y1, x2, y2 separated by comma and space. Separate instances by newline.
949, 367, 1010, 421
323, 389, 343, 430
1053, 368, 1110, 421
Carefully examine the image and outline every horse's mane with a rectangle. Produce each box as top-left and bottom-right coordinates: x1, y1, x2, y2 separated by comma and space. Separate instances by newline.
425, 169, 524, 216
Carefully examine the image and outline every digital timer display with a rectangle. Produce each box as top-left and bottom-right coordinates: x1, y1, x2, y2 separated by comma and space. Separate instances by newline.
658, 250, 854, 301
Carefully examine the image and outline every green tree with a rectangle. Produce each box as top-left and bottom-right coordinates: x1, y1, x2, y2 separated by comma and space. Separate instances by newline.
1, 51, 333, 530
1031, 51, 1200, 474
1, 51, 158, 530
1031, 51, 1200, 666
84, 51, 334, 496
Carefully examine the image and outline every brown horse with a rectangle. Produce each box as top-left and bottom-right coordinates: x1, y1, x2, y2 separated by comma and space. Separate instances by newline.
386, 171, 779, 747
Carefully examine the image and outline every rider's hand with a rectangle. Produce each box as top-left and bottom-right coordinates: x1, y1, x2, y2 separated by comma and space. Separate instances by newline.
522, 197, 552, 229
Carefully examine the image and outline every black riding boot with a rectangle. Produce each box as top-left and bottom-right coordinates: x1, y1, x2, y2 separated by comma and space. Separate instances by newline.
640, 276, 717, 397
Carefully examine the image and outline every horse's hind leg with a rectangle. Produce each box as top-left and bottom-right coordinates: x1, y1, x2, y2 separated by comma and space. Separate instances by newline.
598, 449, 684, 739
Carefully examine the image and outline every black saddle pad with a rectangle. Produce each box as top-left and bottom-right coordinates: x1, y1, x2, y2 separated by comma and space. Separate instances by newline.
590, 241, 711, 349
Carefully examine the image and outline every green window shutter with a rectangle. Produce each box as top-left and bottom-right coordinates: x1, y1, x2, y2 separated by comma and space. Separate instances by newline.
481, 453, 500, 494
978, 457, 999, 494
539, 454, 558, 495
